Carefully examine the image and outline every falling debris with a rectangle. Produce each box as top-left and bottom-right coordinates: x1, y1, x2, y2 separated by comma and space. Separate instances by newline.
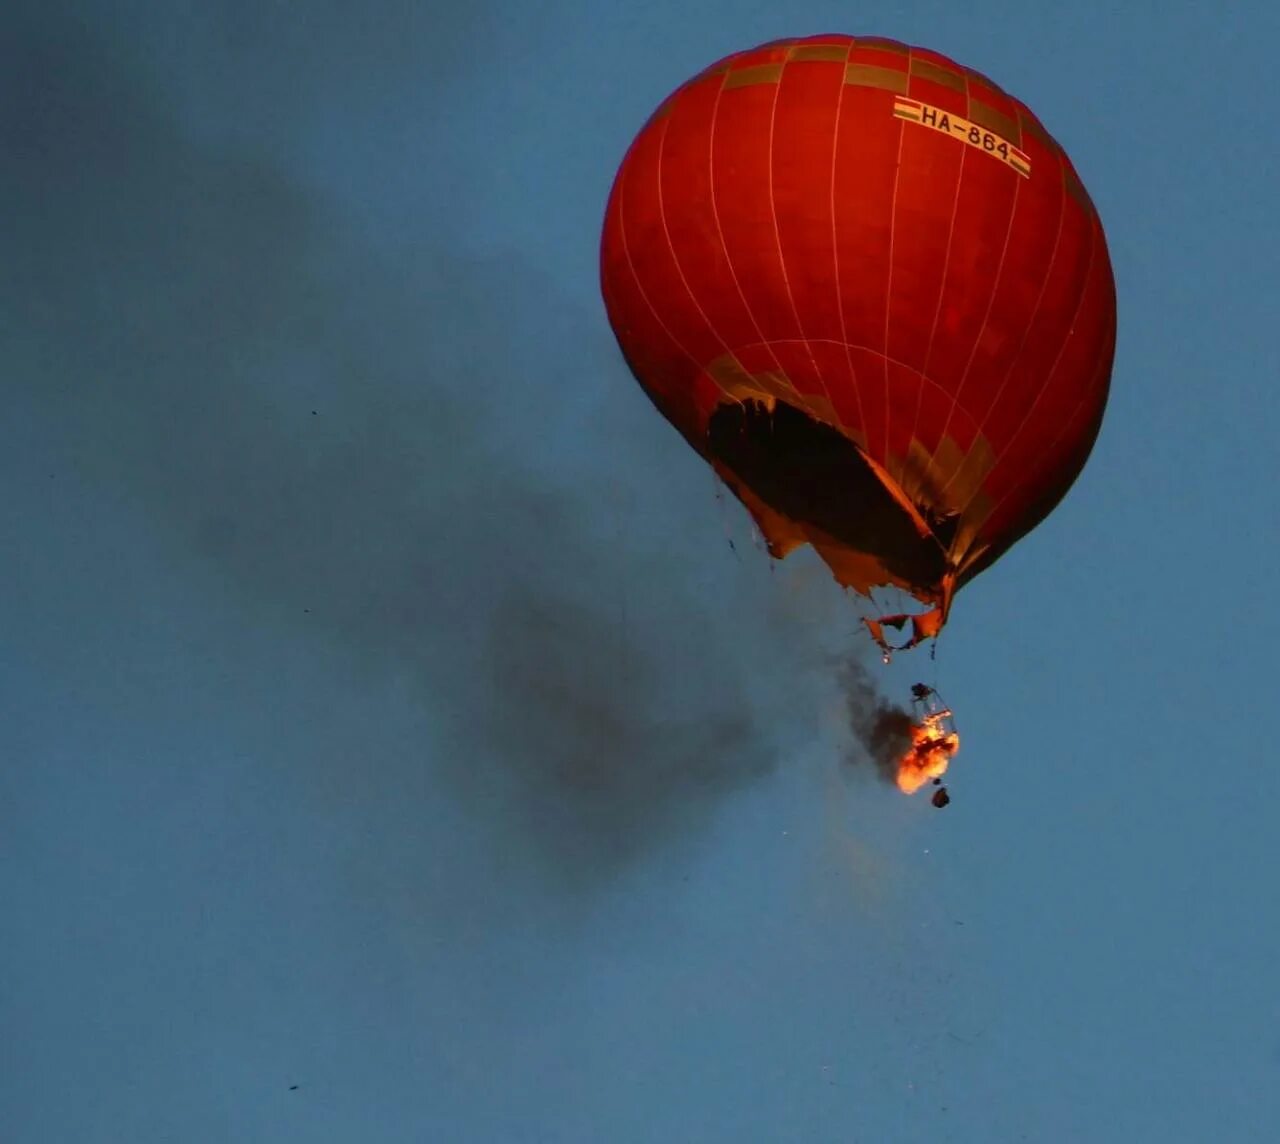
895, 684, 960, 795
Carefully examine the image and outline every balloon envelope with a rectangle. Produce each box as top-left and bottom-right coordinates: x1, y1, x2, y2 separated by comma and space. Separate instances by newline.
601, 34, 1116, 641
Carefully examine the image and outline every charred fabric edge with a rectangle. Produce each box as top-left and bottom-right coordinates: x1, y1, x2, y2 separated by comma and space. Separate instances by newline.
705, 399, 954, 646
863, 609, 945, 653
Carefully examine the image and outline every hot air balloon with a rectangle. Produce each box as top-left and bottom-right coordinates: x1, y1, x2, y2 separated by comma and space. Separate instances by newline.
600, 35, 1115, 653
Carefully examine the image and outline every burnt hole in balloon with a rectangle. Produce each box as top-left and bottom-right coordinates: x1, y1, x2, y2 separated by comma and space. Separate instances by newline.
706, 399, 949, 589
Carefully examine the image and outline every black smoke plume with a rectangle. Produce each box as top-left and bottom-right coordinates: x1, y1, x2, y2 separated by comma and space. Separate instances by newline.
4, 4, 860, 886
836, 656, 915, 785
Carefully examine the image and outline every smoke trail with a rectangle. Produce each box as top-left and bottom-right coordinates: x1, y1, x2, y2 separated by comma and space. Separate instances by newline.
836, 656, 915, 786
3, 4, 855, 885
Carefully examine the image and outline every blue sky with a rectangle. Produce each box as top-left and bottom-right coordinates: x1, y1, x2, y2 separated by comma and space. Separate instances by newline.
4, 2, 1279, 1141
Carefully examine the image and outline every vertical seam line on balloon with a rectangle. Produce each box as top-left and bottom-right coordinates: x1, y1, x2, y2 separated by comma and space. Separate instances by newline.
926, 181, 1024, 504
881, 56, 909, 463
924, 153, 1025, 492
707, 70, 789, 386
766, 51, 836, 417
958, 361, 1098, 545
654, 92, 736, 367
907, 100, 970, 469
946, 168, 1070, 514
615, 149, 704, 376
967, 217, 1100, 499
952, 212, 1099, 523
829, 37, 867, 437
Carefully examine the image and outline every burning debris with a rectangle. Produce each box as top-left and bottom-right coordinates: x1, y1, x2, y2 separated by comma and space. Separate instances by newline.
895, 684, 960, 797
837, 665, 962, 802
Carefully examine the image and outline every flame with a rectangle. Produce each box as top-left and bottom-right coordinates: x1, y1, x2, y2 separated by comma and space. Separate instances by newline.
896, 712, 960, 794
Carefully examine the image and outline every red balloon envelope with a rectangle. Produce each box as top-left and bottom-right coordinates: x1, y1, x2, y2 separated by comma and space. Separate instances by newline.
600, 35, 1115, 649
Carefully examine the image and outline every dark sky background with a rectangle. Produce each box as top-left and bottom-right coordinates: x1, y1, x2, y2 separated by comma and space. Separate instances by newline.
6, 2, 1280, 1141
